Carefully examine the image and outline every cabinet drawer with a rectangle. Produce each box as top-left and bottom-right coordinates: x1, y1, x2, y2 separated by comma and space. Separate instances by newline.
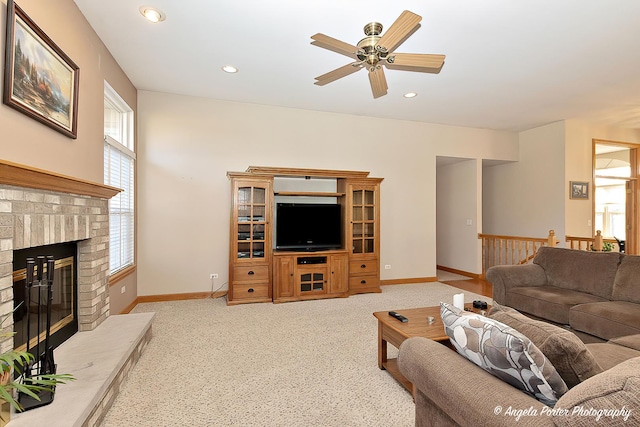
233, 265, 269, 283
349, 260, 378, 275
232, 283, 270, 300
348, 275, 380, 290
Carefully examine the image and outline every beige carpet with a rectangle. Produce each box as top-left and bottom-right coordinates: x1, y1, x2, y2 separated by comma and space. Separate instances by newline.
100, 282, 488, 427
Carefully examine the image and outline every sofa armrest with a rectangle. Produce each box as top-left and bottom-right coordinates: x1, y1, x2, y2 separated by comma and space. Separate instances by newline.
398, 337, 554, 427
486, 263, 547, 304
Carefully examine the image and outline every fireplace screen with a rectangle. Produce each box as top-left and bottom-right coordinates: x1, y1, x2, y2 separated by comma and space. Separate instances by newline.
12, 255, 77, 352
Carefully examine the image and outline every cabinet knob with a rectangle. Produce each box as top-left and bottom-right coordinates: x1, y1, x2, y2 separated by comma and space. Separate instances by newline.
248, 270, 255, 275
248, 288, 255, 293
360, 280, 367, 284
361, 264, 366, 268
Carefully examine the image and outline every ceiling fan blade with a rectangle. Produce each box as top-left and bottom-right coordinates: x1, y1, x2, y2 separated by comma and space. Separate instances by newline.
368, 67, 388, 99
311, 33, 359, 59
376, 10, 422, 54
386, 53, 446, 73
314, 63, 363, 86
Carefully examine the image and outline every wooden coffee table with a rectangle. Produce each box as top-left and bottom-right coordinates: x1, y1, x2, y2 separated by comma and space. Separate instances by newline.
373, 303, 486, 393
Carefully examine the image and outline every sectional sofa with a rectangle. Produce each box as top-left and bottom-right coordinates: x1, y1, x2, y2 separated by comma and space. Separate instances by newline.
397, 247, 640, 426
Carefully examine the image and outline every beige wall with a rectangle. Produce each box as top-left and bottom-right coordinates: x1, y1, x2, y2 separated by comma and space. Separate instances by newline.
137, 91, 518, 295
0, 0, 137, 313
565, 120, 640, 237
484, 120, 640, 244
483, 121, 567, 240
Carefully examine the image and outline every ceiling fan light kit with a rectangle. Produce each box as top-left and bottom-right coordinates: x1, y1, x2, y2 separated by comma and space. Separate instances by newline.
311, 10, 445, 99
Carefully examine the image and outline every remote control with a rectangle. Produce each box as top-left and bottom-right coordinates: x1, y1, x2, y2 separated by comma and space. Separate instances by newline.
388, 311, 408, 323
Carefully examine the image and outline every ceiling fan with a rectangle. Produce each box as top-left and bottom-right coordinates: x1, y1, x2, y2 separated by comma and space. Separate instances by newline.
311, 10, 445, 99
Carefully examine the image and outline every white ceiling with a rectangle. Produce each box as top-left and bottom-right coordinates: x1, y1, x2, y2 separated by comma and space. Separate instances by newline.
73, 0, 640, 132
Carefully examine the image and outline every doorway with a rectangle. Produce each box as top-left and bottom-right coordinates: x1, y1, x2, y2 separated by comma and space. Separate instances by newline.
593, 140, 639, 254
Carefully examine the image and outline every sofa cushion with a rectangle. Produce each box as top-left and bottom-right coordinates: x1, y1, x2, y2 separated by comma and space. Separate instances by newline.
554, 356, 640, 426
612, 255, 640, 304
584, 342, 640, 371
570, 301, 640, 340
533, 246, 621, 299
506, 286, 607, 325
441, 302, 568, 406
488, 302, 602, 388
609, 334, 640, 351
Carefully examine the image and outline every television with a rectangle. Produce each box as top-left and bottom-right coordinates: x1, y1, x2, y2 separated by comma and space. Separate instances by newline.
275, 203, 342, 251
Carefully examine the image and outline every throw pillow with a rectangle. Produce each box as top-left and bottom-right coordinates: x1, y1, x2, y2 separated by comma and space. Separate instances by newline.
441, 302, 568, 406
488, 302, 602, 388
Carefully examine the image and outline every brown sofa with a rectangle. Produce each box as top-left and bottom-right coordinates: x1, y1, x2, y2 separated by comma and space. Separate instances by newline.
398, 336, 640, 426
486, 246, 640, 340
396, 247, 640, 426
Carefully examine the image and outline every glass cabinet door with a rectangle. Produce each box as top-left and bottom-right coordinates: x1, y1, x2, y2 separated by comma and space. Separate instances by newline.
351, 188, 376, 254
236, 184, 268, 260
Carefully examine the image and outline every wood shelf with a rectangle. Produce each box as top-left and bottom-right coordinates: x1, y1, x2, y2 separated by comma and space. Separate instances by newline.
274, 191, 345, 197
246, 166, 370, 179
0, 159, 121, 199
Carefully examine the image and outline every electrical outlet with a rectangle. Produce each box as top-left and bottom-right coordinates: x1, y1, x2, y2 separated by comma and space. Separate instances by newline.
210, 273, 219, 279
120, 285, 126, 294
384, 265, 391, 270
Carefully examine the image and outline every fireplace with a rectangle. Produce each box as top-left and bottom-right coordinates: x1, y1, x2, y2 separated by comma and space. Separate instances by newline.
0, 159, 120, 354
12, 242, 78, 353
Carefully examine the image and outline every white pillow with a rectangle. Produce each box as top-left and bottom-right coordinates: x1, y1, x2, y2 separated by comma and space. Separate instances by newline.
440, 302, 568, 406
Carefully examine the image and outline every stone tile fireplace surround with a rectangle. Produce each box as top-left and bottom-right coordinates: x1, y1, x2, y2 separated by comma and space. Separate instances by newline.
0, 160, 154, 426
0, 160, 119, 354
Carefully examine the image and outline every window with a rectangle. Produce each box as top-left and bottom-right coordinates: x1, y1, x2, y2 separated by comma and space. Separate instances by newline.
104, 82, 135, 274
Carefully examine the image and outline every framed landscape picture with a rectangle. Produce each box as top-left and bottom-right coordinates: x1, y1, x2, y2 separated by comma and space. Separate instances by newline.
570, 181, 589, 200
3, 0, 79, 138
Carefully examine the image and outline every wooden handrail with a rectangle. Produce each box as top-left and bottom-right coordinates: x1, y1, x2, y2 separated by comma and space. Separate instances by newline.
566, 231, 621, 252
480, 230, 624, 279
478, 230, 558, 278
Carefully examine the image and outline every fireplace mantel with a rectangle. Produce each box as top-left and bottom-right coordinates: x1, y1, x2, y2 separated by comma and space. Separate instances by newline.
0, 159, 120, 199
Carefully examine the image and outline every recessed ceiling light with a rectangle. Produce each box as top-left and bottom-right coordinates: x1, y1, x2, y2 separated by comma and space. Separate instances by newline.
139, 6, 166, 23
222, 65, 238, 74
404, 92, 418, 98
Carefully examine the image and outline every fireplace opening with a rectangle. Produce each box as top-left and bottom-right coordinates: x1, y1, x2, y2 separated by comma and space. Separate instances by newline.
12, 242, 78, 354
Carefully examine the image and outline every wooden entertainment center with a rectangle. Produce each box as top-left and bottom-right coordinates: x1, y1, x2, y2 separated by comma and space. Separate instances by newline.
227, 166, 383, 305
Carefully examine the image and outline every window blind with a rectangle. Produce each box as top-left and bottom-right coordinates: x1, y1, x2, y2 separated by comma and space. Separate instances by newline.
104, 135, 135, 273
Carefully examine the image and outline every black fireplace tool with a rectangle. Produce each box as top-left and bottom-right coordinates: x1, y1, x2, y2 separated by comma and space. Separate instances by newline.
18, 256, 57, 410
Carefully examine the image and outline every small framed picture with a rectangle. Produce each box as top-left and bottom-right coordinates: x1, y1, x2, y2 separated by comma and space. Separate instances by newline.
570, 181, 589, 200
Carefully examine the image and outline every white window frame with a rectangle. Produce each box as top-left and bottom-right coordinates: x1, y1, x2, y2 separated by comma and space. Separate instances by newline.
104, 82, 135, 276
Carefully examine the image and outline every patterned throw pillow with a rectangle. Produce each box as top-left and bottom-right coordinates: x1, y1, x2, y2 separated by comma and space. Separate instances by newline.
441, 302, 568, 406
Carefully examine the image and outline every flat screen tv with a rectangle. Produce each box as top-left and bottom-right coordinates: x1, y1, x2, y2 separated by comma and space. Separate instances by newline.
275, 203, 342, 251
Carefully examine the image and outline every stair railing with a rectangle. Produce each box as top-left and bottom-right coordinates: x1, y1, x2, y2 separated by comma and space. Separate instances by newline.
478, 230, 558, 278
565, 230, 622, 252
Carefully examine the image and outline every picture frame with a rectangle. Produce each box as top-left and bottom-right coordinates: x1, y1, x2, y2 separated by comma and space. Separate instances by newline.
3, 0, 79, 139
570, 181, 589, 200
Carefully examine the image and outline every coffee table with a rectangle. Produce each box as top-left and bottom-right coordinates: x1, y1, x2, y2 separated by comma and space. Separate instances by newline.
373, 303, 486, 393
